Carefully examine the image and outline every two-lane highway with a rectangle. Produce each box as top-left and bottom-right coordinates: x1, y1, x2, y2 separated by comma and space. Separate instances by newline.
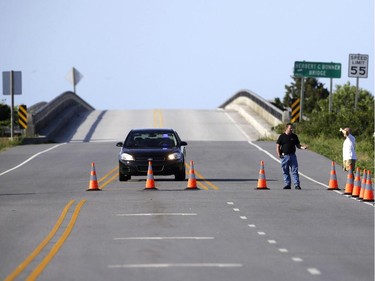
0, 109, 373, 281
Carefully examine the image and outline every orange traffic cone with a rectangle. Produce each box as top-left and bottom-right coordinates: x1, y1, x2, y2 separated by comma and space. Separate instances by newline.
363, 170, 374, 202
327, 161, 339, 190
351, 167, 361, 198
344, 165, 354, 195
256, 161, 269, 190
186, 161, 199, 190
359, 169, 367, 200
144, 161, 157, 190
87, 162, 101, 191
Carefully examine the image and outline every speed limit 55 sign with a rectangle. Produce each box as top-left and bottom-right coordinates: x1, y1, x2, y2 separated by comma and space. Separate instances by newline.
348, 54, 369, 78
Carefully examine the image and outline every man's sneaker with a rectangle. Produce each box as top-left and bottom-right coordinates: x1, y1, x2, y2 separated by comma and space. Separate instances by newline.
283, 185, 291, 189
295, 186, 301, 190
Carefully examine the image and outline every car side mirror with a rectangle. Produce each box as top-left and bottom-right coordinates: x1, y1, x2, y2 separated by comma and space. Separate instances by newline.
116, 142, 123, 147
180, 141, 188, 146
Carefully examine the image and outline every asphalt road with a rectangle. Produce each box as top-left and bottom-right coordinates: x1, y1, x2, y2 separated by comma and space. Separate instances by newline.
0, 109, 373, 281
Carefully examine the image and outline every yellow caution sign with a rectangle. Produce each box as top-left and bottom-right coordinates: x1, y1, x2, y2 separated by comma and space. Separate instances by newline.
291, 98, 300, 123
18, 104, 27, 129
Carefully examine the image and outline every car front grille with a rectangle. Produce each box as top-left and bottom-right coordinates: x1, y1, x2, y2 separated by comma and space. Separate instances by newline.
135, 156, 166, 161
138, 165, 164, 172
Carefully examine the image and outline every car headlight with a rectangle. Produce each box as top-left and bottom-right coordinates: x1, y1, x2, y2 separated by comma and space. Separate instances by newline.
120, 153, 134, 161
168, 152, 182, 160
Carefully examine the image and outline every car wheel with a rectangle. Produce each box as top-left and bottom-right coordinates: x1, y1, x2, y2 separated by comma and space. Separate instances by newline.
119, 172, 131, 181
175, 167, 186, 181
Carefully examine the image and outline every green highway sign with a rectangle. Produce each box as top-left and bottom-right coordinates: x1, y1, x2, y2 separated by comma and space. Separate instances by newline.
294, 61, 341, 78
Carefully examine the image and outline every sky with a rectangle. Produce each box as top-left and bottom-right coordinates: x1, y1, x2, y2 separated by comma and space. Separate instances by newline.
0, 0, 374, 110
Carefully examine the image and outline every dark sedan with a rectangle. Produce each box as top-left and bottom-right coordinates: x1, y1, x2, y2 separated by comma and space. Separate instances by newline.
116, 128, 188, 181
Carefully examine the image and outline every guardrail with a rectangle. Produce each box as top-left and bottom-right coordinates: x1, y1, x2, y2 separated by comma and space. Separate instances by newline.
219, 89, 289, 127
27, 91, 94, 139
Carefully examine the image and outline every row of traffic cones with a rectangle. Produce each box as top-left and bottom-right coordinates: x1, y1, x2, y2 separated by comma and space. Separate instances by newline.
86, 161, 199, 191
327, 162, 373, 202
144, 160, 199, 190
256, 160, 374, 202
87, 160, 373, 201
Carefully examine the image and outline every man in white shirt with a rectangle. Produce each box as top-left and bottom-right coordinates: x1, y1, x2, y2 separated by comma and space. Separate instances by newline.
340, 127, 357, 171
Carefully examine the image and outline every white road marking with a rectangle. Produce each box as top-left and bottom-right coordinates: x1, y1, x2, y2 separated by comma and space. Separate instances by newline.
257, 232, 266, 236
116, 213, 197, 216
0, 144, 65, 176
114, 237, 214, 240
233, 208, 240, 212
248, 224, 256, 228
278, 248, 289, 253
267, 240, 277, 244
108, 263, 243, 268
227, 202, 234, 205
292, 257, 303, 262
307, 268, 321, 275
240, 216, 247, 220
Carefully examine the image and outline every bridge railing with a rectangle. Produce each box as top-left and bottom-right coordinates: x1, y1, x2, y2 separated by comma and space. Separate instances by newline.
219, 89, 289, 127
27, 91, 94, 139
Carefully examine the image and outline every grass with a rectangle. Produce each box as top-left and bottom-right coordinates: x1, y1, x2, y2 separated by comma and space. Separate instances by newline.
298, 134, 374, 174
0, 137, 23, 152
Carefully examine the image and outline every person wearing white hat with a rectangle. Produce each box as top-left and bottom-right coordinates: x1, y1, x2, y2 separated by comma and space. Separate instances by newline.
340, 127, 357, 171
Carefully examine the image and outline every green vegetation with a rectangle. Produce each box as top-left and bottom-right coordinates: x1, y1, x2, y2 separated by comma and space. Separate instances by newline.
273, 81, 374, 174
0, 137, 23, 151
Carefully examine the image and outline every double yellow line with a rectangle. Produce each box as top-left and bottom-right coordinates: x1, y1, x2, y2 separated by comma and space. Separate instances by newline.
185, 162, 219, 190
97, 166, 118, 190
5, 199, 86, 281
153, 109, 164, 128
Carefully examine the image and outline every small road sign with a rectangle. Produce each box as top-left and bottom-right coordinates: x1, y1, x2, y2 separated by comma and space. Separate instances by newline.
2, 71, 22, 95
294, 61, 341, 78
348, 54, 369, 78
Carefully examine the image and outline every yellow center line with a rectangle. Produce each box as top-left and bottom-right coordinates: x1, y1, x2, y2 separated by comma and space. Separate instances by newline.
185, 162, 219, 190
26, 199, 87, 281
5, 200, 76, 281
98, 166, 118, 184
100, 172, 119, 190
98, 166, 119, 190
153, 109, 164, 128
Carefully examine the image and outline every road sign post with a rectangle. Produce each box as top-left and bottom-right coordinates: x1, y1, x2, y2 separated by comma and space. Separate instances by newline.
348, 54, 369, 110
294, 61, 341, 115
2, 71, 22, 139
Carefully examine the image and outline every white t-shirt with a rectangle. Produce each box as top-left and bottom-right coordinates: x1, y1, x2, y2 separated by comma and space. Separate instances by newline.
343, 134, 357, 160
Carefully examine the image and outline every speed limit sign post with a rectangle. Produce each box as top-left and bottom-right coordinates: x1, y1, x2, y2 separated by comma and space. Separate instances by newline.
348, 54, 369, 110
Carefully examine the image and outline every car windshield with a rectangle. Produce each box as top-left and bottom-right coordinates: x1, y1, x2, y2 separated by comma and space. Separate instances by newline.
125, 132, 177, 148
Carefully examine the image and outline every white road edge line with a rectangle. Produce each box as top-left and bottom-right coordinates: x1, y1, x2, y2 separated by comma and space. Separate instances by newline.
0, 144, 66, 177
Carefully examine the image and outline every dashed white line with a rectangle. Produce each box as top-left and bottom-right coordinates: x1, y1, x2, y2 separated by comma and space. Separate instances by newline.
233, 208, 240, 212
267, 240, 277, 244
227, 202, 234, 205
248, 224, 256, 228
240, 216, 247, 220
292, 257, 303, 262
278, 248, 289, 253
257, 232, 266, 236
307, 268, 321, 275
